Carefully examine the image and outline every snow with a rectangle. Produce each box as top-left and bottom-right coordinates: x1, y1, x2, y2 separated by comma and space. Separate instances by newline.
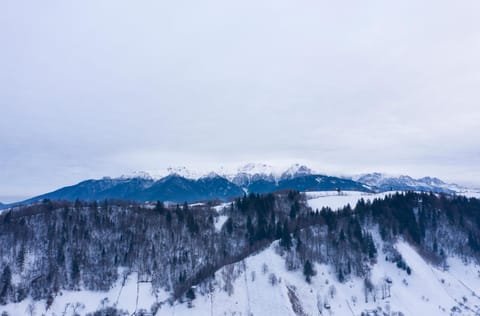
222, 163, 316, 182
163, 166, 203, 180
305, 191, 394, 211
280, 163, 312, 180
214, 215, 229, 232
456, 189, 480, 199
139, 166, 205, 180
212, 202, 231, 213
1, 269, 167, 316
161, 240, 480, 316
200, 171, 222, 179
188, 202, 206, 208
120, 163, 311, 182
374, 241, 480, 316
236, 163, 277, 176
117, 171, 154, 180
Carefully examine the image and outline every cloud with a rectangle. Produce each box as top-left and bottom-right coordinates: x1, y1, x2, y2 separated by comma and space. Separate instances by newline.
1, 0, 480, 199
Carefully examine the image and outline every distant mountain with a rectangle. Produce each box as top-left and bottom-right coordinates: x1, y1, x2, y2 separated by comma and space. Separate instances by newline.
355, 173, 461, 193
14, 174, 244, 204
245, 179, 278, 194
5, 166, 470, 207
137, 174, 245, 203
18, 177, 155, 204
277, 174, 369, 192
245, 174, 370, 194
196, 173, 245, 201
138, 174, 202, 202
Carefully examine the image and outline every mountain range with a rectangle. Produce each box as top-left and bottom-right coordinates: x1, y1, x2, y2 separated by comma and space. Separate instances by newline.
353, 172, 462, 194
1, 164, 469, 208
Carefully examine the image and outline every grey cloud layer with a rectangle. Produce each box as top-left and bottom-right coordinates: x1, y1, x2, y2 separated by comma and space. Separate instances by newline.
1, 0, 480, 200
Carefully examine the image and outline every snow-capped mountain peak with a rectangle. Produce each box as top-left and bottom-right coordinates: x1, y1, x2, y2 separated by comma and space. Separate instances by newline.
236, 163, 276, 176
418, 176, 446, 186
117, 163, 316, 184
280, 163, 313, 180
163, 166, 203, 179
224, 163, 276, 187
200, 171, 224, 179
354, 172, 464, 193
117, 171, 154, 180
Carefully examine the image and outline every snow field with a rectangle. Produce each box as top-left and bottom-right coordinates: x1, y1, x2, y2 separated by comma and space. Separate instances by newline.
305, 191, 396, 212
1, 270, 167, 316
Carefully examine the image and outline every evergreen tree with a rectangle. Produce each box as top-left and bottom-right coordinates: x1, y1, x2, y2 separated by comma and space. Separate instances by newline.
155, 201, 165, 214
186, 212, 198, 234
279, 221, 292, 250
246, 215, 254, 244
275, 222, 283, 239
0, 265, 12, 304
289, 201, 299, 219
165, 210, 172, 226
225, 217, 234, 235
303, 260, 315, 283
186, 287, 196, 300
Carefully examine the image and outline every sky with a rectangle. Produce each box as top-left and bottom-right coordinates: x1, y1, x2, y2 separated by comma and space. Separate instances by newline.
1, 0, 480, 202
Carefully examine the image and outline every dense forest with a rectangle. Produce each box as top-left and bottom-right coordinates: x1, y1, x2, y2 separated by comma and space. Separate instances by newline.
1, 191, 480, 314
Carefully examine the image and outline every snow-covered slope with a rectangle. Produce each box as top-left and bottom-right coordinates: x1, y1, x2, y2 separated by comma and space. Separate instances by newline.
454, 188, 480, 199
169, 241, 480, 316
4, 240, 480, 316
305, 191, 395, 211
1, 269, 167, 316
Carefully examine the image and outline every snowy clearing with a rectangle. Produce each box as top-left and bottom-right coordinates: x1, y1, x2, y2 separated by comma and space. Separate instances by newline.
214, 215, 229, 232
305, 191, 395, 211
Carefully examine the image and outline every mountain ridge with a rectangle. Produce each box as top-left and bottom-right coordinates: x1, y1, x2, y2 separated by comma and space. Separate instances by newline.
1, 165, 470, 209
353, 172, 464, 193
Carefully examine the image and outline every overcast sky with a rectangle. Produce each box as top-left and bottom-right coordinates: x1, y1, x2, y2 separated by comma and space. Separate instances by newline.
1, 0, 480, 202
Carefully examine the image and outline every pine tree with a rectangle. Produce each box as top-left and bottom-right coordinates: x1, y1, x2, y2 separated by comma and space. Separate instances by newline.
186, 287, 196, 300
186, 212, 198, 234
279, 221, 292, 250
289, 201, 299, 219
155, 201, 165, 214
225, 218, 233, 235
0, 265, 12, 304
303, 260, 315, 283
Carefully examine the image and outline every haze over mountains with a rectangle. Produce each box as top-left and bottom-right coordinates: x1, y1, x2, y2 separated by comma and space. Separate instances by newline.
2, 163, 471, 209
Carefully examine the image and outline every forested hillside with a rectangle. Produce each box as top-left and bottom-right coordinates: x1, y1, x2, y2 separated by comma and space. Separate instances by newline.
1, 192, 480, 315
